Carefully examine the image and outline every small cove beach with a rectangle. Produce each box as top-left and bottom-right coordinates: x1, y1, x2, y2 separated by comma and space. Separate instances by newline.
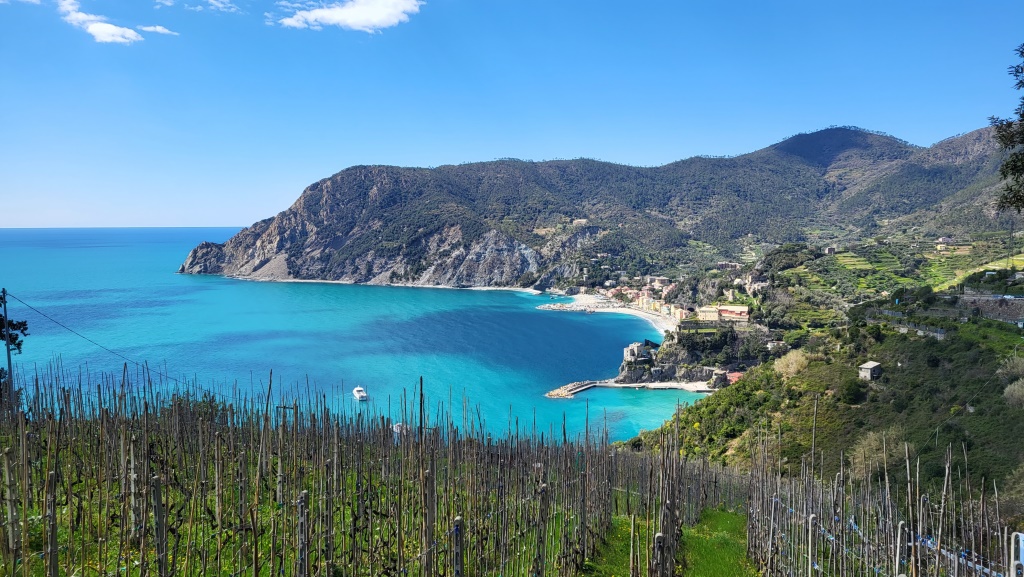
538, 293, 716, 401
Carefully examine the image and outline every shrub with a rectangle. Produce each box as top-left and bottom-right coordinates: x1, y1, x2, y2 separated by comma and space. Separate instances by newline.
838, 378, 868, 404
774, 350, 809, 379
998, 356, 1024, 382
783, 329, 809, 348
1004, 378, 1024, 408
848, 425, 910, 479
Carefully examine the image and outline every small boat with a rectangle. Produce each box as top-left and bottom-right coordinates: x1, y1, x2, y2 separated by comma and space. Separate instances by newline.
352, 386, 368, 401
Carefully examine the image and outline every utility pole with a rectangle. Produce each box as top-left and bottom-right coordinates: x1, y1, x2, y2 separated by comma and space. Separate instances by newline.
1, 288, 14, 415
1010, 217, 1016, 270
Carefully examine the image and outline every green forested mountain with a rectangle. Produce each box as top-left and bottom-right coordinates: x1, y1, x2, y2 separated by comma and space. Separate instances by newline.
180, 126, 1007, 287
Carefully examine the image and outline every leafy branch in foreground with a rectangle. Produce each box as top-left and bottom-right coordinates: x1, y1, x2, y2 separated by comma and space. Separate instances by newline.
993, 42, 1024, 212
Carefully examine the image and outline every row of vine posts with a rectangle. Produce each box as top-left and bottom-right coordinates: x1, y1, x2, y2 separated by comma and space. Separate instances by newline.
0, 363, 747, 576
747, 421, 1024, 577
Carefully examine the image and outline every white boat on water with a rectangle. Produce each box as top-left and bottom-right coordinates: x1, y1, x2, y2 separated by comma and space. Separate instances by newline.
352, 386, 368, 401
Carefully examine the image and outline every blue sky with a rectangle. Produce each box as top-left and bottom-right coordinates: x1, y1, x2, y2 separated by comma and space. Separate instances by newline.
1, 0, 1021, 227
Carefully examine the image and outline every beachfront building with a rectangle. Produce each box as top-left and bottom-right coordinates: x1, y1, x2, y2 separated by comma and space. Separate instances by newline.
697, 306, 719, 322
663, 304, 683, 320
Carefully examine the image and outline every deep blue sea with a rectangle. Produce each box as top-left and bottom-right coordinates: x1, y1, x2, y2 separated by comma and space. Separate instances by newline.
0, 228, 702, 440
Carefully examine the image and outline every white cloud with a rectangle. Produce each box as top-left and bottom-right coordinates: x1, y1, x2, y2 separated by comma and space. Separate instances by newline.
0, 0, 42, 5
275, 1, 317, 9
206, 0, 238, 12
86, 21, 144, 43
138, 24, 179, 35
57, 0, 143, 44
279, 0, 423, 33
154, 0, 174, 7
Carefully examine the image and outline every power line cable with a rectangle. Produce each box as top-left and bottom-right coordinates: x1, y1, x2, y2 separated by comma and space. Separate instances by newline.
5, 290, 240, 403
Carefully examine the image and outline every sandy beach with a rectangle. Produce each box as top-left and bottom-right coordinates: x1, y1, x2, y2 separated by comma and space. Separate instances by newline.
538, 294, 678, 334
590, 379, 713, 393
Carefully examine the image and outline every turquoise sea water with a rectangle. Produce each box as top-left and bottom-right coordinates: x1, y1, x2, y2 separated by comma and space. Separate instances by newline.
0, 228, 702, 440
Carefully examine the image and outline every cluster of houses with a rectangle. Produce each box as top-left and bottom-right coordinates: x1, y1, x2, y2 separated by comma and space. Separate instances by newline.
594, 276, 750, 325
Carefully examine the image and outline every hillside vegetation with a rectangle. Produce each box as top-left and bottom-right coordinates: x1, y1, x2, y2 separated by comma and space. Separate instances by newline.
637, 239, 1024, 515
179, 127, 1008, 288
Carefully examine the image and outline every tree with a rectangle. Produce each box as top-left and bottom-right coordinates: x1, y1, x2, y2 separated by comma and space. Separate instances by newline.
1, 290, 29, 408
993, 43, 1024, 212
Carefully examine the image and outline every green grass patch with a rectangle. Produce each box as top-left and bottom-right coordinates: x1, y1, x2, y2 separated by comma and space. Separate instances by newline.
584, 509, 758, 577
869, 251, 903, 273
933, 253, 1024, 291
680, 509, 759, 577
786, 266, 829, 290
835, 253, 874, 271
582, 515, 659, 576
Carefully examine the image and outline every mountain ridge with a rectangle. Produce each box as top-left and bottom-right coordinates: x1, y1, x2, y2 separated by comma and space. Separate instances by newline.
179, 126, 1007, 287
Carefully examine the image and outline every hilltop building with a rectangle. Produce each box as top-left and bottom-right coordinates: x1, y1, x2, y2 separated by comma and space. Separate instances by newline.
623, 340, 660, 363
859, 361, 881, 381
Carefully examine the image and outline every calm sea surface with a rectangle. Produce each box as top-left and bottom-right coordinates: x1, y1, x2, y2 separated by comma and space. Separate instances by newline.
0, 228, 702, 440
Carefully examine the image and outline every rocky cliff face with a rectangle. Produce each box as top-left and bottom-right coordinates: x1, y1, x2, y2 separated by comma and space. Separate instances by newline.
178, 166, 573, 287
179, 222, 552, 286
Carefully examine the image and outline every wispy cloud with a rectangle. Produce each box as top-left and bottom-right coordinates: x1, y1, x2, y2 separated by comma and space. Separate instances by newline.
206, 0, 238, 12
57, 0, 143, 44
153, 0, 174, 7
0, 0, 42, 5
138, 24, 179, 35
279, 0, 423, 33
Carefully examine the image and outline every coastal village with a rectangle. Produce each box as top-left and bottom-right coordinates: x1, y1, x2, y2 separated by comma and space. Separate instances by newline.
540, 267, 757, 398
540, 266, 754, 328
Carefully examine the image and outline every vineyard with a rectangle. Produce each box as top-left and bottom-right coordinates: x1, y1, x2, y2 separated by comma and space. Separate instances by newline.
0, 364, 1021, 576
0, 366, 745, 576
747, 426, 1024, 577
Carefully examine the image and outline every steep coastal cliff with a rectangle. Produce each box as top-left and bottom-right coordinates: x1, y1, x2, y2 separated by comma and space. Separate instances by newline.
178, 165, 591, 287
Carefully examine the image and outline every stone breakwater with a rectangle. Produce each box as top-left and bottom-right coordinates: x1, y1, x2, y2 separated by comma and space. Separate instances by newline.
545, 379, 715, 399
545, 381, 598, 399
